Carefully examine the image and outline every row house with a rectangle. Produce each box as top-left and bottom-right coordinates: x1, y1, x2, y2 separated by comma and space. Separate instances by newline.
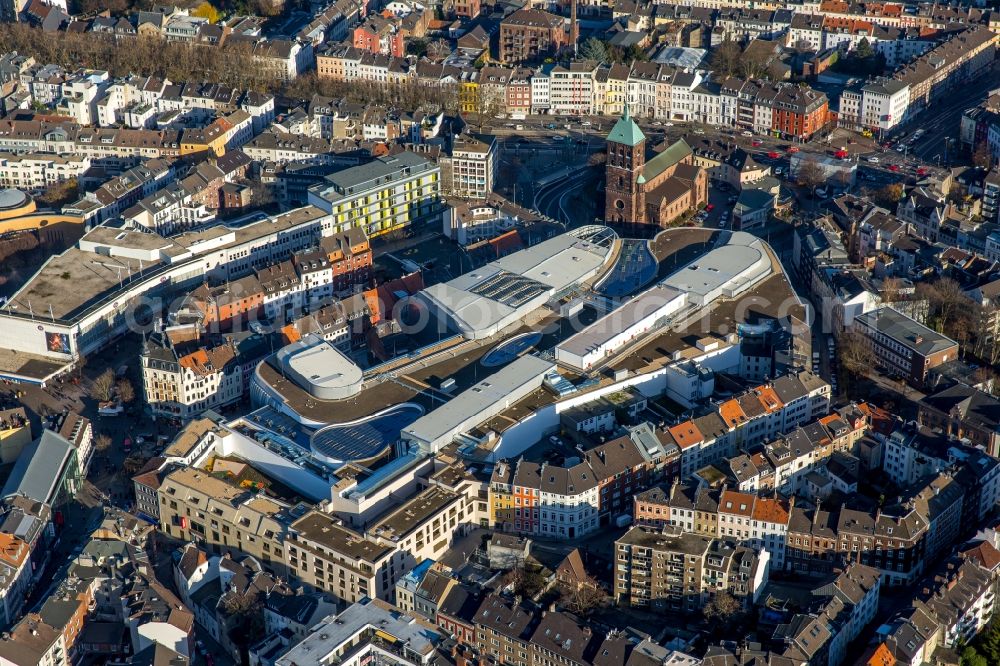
673, 370, 830, 478
123, 180, 214, 234
717, 489, 790, 570
882, 422, 1000, 526
506, 67, 533, 115
243, 130, 340, 165
122, 153, 249, 233
878, 555, 998, 663
788, 473, 962, 587
352, 16, 405, 58
318, 227, 373, 296
638, 482, 789, 571
490, 433, 662, 538
823, 16, 875, 51
471, 592, 698, 666
0, 151, 90, 194
257, 259, 320, 321
64, 157, 174, 223
249, 39, 315, 82
894, 25, 997, 117
627, 61, 666, 120
755, 404, 869, 495
310, 47, 840, 130
716, 8, 793, 42
770, 84, 831, 141
548, 62, 598, 116
839, 78, 910, 134
140, 328, 249, 419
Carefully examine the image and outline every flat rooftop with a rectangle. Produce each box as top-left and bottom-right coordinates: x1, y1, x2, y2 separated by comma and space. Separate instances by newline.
80, 225, 181, 253
401, 353, 553, 447
274, 598, 441, 666
3, 206, 329, 325
310, 151, 436, 203
618, 525, 712, 554
0, 348, 69, 383
660, 231, 771, 303
256, 316, 552, 426
610, 268, 803, 374
291, 511, 394, 564
277, 335, 363, 401
420, 226, 616, 337
368, 485, 462, 542
5, 247, 166, 321
558, 285, 686, 357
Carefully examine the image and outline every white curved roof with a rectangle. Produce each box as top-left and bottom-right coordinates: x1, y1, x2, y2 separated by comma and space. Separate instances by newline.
0, 189, 27, 210
275, 334, 363, 401
420, 227, 617, 339
661, 231, 771, 305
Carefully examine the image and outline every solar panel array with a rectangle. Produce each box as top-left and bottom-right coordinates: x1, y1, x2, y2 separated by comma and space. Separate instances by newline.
470, 271, 547, 308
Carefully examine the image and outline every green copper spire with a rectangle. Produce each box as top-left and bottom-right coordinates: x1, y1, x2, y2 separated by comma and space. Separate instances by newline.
607, 102, 646, 147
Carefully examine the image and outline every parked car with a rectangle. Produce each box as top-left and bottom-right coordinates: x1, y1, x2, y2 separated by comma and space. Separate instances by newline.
742, 130, 753, 137
867, 157, 880, 164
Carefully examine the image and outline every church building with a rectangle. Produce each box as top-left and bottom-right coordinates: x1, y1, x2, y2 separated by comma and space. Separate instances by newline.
604, 106, 708, 228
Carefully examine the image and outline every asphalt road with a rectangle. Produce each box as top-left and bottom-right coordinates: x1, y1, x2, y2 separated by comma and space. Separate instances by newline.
906, 62, 1000, 163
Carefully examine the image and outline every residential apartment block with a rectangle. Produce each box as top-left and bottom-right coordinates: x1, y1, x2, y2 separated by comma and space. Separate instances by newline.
307, 151, 442, 238
614, 526, 769, 612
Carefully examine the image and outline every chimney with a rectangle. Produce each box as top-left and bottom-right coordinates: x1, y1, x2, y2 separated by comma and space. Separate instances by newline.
570, 0, 578, 56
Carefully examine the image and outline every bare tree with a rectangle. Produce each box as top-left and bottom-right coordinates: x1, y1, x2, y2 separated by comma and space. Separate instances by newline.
502, 561, 547, 599
741, 49, 772, 80
711, 38, 742, 78
871, 182, 903, 209
703, 591, 741, 621
880, 277, 906, 304
917, 277, 980, 353
469, 84, 504, 133
837, 328, 875, 387
221, 588, 261, 616
94, 433, 113, 454
796, 156, 826, 197
559, 576, 610, 616
116, 378, 135, 404
91, 369, 116, 402
974, 366, 998, 395
974, 143, 993, 170
123, 454, 147, 476
427, 38, 452, 61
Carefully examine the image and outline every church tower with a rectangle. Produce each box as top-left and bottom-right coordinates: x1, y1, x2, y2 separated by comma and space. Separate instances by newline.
604, 104, 647, 225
